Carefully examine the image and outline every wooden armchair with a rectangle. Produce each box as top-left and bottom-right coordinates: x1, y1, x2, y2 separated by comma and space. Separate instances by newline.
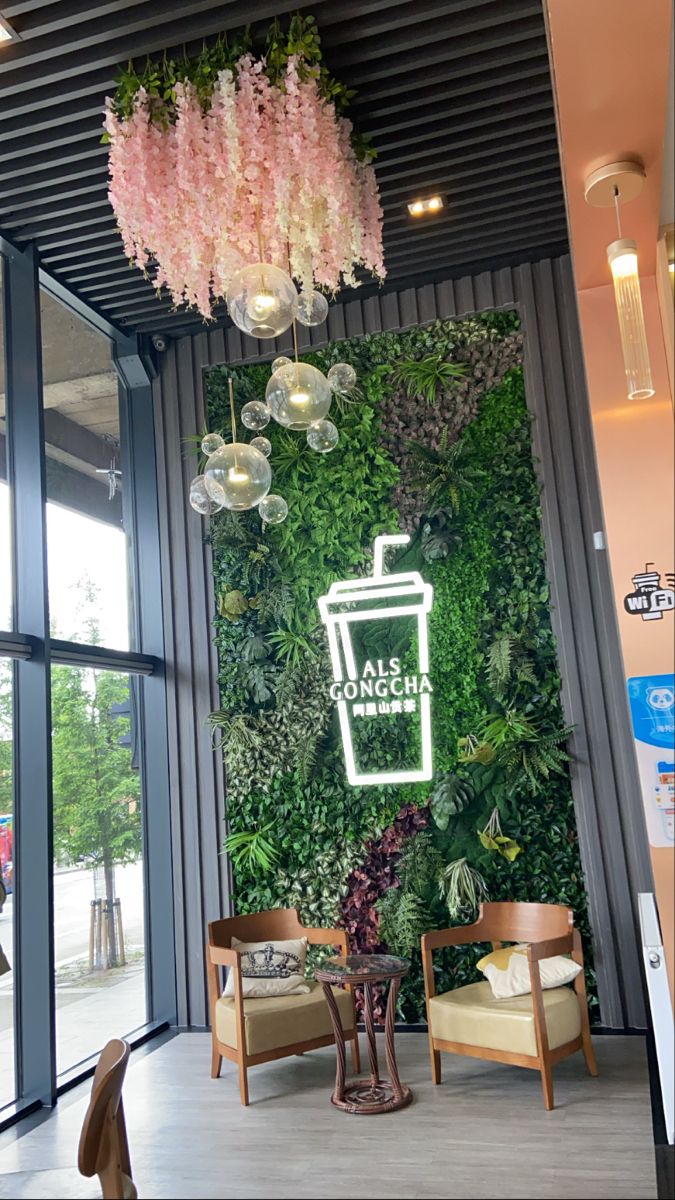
421, 901, 597, 1110
78, 1038, 136, 1200
206, 907, 360, 1105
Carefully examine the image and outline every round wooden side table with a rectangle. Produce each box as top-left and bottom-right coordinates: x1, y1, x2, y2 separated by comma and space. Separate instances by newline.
314, 953, 412, 1115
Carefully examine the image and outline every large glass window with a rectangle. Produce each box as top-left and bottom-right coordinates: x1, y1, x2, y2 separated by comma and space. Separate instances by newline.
0, 256, 11, 633
40, 291, 131, 650
0, 658, 14, 1108
0, 258, 15, 1107
52, 665, 146, 1075
0, 251, 170, 1122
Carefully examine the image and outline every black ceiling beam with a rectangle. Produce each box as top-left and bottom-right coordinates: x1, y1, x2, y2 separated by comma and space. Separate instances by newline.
328, 0, 542, 74
345, 29, 540, 106
373, 93, 554, 156
11, 213, 115, 244
45, 456, 123, 528
383, 168, 563, 233
63, 258, 143, 283
42, 236, 126, 264
0, 0, 333, 92
385, 198, 568, 252
0, 142, 108, 183
362, 63, 551, 133
43, 407, 116, 474
384, 218, 568, 272
0, 184, 110, 221
16, 219, 118, 252
0, 101, 105, 140
376, 121, 556, 179
0, 116, 103, 160
378, 147, 562, 202
80, 277, 159, 300
0, 160, 105, 199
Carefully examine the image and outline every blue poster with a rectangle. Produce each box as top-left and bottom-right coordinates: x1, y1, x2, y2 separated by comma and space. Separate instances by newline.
627, 674, 675, 847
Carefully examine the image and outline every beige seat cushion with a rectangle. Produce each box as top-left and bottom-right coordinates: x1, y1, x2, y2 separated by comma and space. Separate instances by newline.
429, 981, 581, 1058
215, 980, 354, 1057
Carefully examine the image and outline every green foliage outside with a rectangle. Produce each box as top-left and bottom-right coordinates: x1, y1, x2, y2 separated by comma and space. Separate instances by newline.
205, 314, 595, 1020
51, 666, 141, 874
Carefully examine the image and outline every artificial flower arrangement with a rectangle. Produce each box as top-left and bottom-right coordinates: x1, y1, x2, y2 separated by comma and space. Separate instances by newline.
104, 15, 385, 320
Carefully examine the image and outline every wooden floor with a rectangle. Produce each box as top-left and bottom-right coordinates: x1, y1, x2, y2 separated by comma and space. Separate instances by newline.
0, 1033, 657, 1200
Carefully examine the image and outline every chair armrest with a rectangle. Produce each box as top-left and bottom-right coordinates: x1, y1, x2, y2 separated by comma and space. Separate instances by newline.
421, 921, 484, 952
421, 922, 485, 1004
208, 945, 241, 969
304, 927, 349, 952
526, 934, 574, 962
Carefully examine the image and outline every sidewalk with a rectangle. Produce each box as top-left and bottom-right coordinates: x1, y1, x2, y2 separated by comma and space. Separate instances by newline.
0, 962, 146, 1107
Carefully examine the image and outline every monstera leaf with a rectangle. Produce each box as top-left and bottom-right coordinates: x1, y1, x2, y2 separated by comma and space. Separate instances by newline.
430, 772, 475, 831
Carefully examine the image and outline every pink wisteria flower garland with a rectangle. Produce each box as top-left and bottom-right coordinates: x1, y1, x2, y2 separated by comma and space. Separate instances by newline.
104, 54, 385, 319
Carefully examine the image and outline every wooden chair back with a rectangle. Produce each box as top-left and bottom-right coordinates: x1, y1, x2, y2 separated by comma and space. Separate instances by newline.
208, 907, 307, 949
477, 901, 574, 944
78, 1038, 136, 1200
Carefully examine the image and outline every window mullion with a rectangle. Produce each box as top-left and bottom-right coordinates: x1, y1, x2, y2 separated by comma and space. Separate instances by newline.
4, 243, 56, 1105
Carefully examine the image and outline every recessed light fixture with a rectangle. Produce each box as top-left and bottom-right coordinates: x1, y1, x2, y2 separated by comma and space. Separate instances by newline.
0, 15, 19, 42
407, 195, 444, 218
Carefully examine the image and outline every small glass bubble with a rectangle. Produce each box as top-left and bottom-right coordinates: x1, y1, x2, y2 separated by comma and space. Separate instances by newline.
250, 436, 272, 458
189, 474, 220, 515
327, 362, 357, 394
201, 432, 224, 456
307, 419, 339, 454
240, 401, 271, 431
258, 494, 288, 524
295, 290, 329, 327
272, 355, 292, 374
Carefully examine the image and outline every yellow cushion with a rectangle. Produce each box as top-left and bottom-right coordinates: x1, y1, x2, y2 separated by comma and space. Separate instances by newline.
476, 944, 581, 999
429, 980, 581, 1058
215, 980, 354, 1056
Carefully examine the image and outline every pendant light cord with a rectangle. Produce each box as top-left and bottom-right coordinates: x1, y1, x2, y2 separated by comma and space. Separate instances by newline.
228, 377, 237, 440
286, 240, 301, 370
613, 185, 623, 238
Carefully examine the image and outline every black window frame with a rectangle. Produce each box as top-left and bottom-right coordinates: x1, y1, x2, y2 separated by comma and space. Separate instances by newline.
0, 235, 175, 1127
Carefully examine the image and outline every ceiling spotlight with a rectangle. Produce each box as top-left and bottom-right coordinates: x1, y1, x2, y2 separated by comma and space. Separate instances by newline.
0, 15, 19, 42
407, 195, 444, 218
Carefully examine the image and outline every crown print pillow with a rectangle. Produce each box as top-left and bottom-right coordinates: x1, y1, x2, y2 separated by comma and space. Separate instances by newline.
223, 937, 311, 998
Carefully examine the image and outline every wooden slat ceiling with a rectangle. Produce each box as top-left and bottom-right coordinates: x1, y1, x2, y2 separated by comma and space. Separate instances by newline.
0, 0, 568, 337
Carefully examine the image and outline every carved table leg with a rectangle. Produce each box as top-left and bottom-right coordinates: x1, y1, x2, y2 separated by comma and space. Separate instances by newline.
384, 976, 405, 1101
363, 981, 380, 1085
321, 983, 346, 1104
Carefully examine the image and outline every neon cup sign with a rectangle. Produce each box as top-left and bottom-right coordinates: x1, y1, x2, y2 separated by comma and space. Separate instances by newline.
318, 534, 433, 786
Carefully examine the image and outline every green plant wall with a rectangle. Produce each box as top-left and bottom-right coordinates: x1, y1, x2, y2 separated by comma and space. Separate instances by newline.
205, 313, 596, 1021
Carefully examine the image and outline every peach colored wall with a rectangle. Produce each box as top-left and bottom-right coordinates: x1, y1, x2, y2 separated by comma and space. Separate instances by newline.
577, 280, 674, 1003
546, 0, 674, 1009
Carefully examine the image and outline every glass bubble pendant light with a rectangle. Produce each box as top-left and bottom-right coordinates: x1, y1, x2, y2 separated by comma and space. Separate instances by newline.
226, 262, 298, 339
204, 380, 272, 511
264, 320, 332, 431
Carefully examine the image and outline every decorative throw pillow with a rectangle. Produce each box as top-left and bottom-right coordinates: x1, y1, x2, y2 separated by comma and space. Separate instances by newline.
476, 943, 581, 1000
223, 936, 310, 998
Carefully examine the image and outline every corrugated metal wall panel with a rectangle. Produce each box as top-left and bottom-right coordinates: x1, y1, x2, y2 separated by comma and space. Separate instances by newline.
153, 254, 650, 1028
